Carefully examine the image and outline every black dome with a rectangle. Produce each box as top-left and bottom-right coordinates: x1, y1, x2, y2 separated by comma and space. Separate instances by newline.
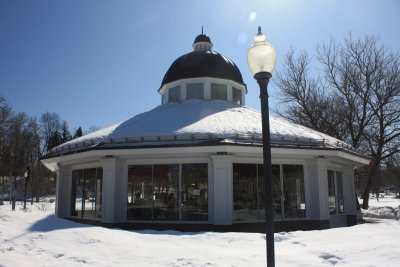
161, 51, 244, 87
193, 34, 211, 44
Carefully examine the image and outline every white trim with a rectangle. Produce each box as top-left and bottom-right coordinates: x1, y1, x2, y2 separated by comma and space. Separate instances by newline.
42, 145, 369, 171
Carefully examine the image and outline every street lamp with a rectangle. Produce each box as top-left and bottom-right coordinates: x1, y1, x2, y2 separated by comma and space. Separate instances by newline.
23, 167, 30, 210
247, 26, 276, 267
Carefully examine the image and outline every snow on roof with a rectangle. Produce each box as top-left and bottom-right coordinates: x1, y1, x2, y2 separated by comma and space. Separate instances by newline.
46, 99, 355, 157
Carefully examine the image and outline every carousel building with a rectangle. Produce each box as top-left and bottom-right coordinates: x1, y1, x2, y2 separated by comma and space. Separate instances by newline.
42, 32, 369, 232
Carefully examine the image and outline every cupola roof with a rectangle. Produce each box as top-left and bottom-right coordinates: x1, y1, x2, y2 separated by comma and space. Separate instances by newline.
160, 31, 244, 88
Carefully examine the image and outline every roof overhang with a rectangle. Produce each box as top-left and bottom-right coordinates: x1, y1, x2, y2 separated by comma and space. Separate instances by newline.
41, 143, 370, 172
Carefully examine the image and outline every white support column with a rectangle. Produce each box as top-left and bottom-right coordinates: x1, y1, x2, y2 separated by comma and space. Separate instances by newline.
181, 83, 187, 102
114, 159, 126, 222
316, 158, 329, 220
343, 167, 356, 214
305, 157, 329, 220
101, 157, 117, 223
56, 165, 71, 217
227, 84, 233, 102
204, 79, 211, 100
210, 154, 234, 225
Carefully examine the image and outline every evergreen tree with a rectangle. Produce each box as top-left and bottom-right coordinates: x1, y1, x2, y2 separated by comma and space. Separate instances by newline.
73, 127, 83, 139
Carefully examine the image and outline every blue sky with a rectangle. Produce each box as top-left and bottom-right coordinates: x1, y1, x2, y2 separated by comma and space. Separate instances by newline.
1, 0, 399, 132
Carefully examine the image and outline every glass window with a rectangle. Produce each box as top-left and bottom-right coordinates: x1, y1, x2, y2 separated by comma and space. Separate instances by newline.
233, 164, 258, 221
234, 163, 303, 221
258, 164, 282, 220
168, 86, 180, 103
181, 164, 208, 221
337, 172, 344, 214
95, 168, 103, 218
153, 164, 179, 221
328, 171, 344, 215
127, 165, 153, 220
283, 165, 306, 218
83, 168, 96, 219
71, 170, 84, 217
328, 170, 336, 215
186, 83, 204, 100
127, 163, 208, 222
232, 87, 242, 105
211, 83, 227, 100
71, 168, 102, 219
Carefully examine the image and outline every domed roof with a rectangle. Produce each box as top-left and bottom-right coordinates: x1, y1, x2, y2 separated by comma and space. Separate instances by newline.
161, 51, 244, 86
193, 33, 211, 44
160, 33, 244, 87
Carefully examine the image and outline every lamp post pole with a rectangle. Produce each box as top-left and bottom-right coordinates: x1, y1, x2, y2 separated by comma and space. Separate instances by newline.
24, 167, 30, 210
247, 27, 276, 267
256, 72, 275, 266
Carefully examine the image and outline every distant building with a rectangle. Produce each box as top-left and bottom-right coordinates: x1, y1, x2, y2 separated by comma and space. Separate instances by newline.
42, 32, 369, 232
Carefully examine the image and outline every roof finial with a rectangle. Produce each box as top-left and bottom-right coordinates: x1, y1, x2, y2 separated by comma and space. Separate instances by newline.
257, 26, 262, 35
202, 26, 204, 35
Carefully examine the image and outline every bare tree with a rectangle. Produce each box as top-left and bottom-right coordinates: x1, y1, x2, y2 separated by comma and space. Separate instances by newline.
274, 34, 400, 208
40, 112, 62, 152
274, 49, 348, 140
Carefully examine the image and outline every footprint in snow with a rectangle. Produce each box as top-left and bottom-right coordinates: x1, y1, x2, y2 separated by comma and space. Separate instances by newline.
319, 253, 343, 265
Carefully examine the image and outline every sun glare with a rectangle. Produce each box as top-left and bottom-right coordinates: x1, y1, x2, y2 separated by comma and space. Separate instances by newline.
249, 11, 257, 22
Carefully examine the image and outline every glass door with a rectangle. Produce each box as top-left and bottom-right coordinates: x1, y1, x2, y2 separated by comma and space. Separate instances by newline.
328, 170, 345, 227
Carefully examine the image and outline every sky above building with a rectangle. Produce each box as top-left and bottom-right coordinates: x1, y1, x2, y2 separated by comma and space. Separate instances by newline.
1, 0, 399, 132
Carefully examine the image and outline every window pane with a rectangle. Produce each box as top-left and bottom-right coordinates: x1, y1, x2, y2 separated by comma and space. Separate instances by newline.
328, 170, 336, 215
233, 164, 258, 221
153, 164, 179, 221
71, 170, 84, 217
82, 168, 97, 218
211, 83, 227, 100
127, 165, 153, 220
71, 168, 102, 219
232, 87, 242, 105
337, 172, 344, 213
258, 164, 281, 220
168, 86, 180, 103
95, 168, 103, 218
186, 83, 204, 100
181, 164, 208, 221
283, 165, 306, 218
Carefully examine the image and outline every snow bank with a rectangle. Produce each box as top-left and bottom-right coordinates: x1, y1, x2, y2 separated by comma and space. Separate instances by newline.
1, 200, 400, 267
361, 196, 400, 220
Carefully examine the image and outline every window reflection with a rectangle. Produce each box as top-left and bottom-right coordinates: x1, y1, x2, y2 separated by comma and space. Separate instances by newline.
258, 164, 281, 220
168, 86, 180, 103
186, 83, 204, 100
233, 163, 305, 221
153, 164, 179, 221
337, 172, 344, 213
233, 164, 258, 221
181, 164, 208, 221
211, 83, 227, 100
127, 163, 208, 222
232, 87, 242, 105
283, 165, 306, 218
71, 168, 102, 219
328, 170, 344, 215
127, 165, 153, 220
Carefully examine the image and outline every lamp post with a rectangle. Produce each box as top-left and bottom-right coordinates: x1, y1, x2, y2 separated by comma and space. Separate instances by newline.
23, 167, 30, 210
247, 26, 276, 267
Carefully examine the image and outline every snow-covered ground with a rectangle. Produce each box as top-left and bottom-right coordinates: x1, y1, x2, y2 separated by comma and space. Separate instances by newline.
0, 197, 399, 267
